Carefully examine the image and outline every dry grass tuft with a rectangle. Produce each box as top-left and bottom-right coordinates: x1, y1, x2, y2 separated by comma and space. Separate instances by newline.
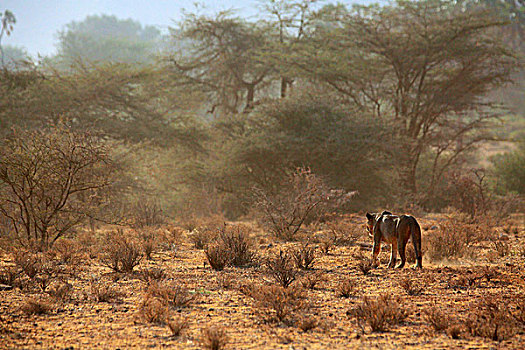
398, 276, 424, 296
138, 295, 170, 325
423, 305, 451, 332
337, 278, 357, 298
90, 280, 126, 303
265, 250, 298, 288
348, 294, 410, 332
167, 316, 188, 337
250, 284, 307, 324
200, 325, 228, 350
146, 280, 195, 309
21, 298, 53, 315
291, 242, 316, 270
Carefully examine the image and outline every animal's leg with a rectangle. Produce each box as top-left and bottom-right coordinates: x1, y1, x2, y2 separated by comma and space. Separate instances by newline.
372, 233, 381, 268
396, 235, 407, 269
388, 241, 397, 268
413, 236, 423, 269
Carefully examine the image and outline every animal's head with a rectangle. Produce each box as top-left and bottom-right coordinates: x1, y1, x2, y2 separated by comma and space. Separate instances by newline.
365, 212, 376, 237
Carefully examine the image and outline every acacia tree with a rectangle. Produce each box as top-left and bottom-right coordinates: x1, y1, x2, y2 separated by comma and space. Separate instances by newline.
0, 126, 117, 251
169, 12, 274, 116
0, 10, 16, 67
295, 0, 520, 199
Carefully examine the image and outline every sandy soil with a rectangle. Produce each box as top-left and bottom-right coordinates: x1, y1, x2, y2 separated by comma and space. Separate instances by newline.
1, 213, 524, 349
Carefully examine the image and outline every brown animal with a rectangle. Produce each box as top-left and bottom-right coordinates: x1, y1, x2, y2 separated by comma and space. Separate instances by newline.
365, 211, 423, 269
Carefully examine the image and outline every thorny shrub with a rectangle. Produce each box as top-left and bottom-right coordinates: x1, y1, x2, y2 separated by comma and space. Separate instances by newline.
138, 295, 170, 325
250, 284, 307, 324
90, 279, 126, 303
464, 297, 518, 341
216, 224, 256, 267
47, 281, 73, 303
337, 279, 357, 298
301, 272, 325, 290
348, 294, 410, 332
129, 199, 166, 229
398, 276, 424, 296
291, 242, 316, 270
423, 305, 451, 332
146, 280, 195, 309
254, 167, 356, 241
100, 229, 143, 273
325, 219, 361, 248
265, 250, 299, 288
137, 228, 161, 260
138, 268, 167, 283
205, 243, 229, 271
167, 316, 189, 337
425, 218, 470, 261
191, 228, 217, 250
200, 325, 228, 350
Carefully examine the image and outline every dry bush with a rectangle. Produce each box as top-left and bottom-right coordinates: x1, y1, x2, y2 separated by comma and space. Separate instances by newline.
146, 280, 195, 309
200, 325, 228, 350
167, 316, 188, 337
138, 268, 167, 283
251, 284, 307, 323
90, 280, 126, 303
47, 281, 73, 303
13, 249, 43, 279
464, 297, 518, 341
0, 265, 19, 288
447, 324, 463, 339
425, 218, 470, 261
325, 219, 361, 247
398, 276, 424, 296
511, 297, 525, 326
129, 199, 166, 229
254, 167, 356, 241
50, 238, 85, 266
216, 224, 257, 267
265, 250, 298, 288
138, 295, 170, 325
21, 298, 53, 315
100, 230, 143, 273
423, 305, 451, 332
291, 242, 316, 270
337, 279, 357, 298
216, 273, 235, 290
491, 239, 510, 257
190, 228, 217, 250
298, 316, 318, 332
357, 261, 372, 276
348, 294, 410, 332
301, 272, 325, 290
205, 243, 229, 271
137, 228, 161, 260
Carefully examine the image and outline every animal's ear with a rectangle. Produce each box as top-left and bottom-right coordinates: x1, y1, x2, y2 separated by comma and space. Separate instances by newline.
381, 210, 392, 216
366, 212, 373, 220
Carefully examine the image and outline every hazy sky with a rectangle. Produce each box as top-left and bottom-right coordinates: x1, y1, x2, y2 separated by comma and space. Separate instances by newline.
1, 0, 371, 57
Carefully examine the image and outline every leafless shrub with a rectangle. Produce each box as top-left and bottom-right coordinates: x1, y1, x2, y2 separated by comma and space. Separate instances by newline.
325, 219, 361, 247
137, 228, 161, 260
138, 268, 167, 283
0, 125, 117, 251
129, 199, 165, 229
251, 284, 307, 323
291, 242, 316, 270
50, 238, 85, 266
216, 224, 257, 267
167, 316, 189, 337
348, 294, 410, 332
138, 295, 170, 325
21, 298, 53, 315
357, 261, 372, 276
464, 297, 518, 341
398, 276, 424, 296
146, 280, 195, 309
90, 280, 125, 303
423, 305, 451, 332
200, 325, 228, 350
511, 297, 525, 326
491, 240, 510, 257
298, 316, 318, 332
47, 281, 73, 303
0, 265, 19, 287
337, 279, 357, 298
265, 250, 298, 288
301, 272, 325, 290
190, 228, 216, 250
100, 230, 143, 273
13, 249, 43, 279
254, 167, 356, 241
425, 218, 470, 261
205, 243, 229, 271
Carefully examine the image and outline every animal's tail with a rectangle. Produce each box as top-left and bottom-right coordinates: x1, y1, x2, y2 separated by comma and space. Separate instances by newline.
410, 217, 423, 268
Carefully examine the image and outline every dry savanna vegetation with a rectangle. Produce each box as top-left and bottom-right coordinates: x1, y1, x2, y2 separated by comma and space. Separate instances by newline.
1, 0, 525, 349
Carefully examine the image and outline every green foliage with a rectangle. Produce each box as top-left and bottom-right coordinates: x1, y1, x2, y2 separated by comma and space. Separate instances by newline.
56, 14, 162, 65
491, 141, 525, 194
